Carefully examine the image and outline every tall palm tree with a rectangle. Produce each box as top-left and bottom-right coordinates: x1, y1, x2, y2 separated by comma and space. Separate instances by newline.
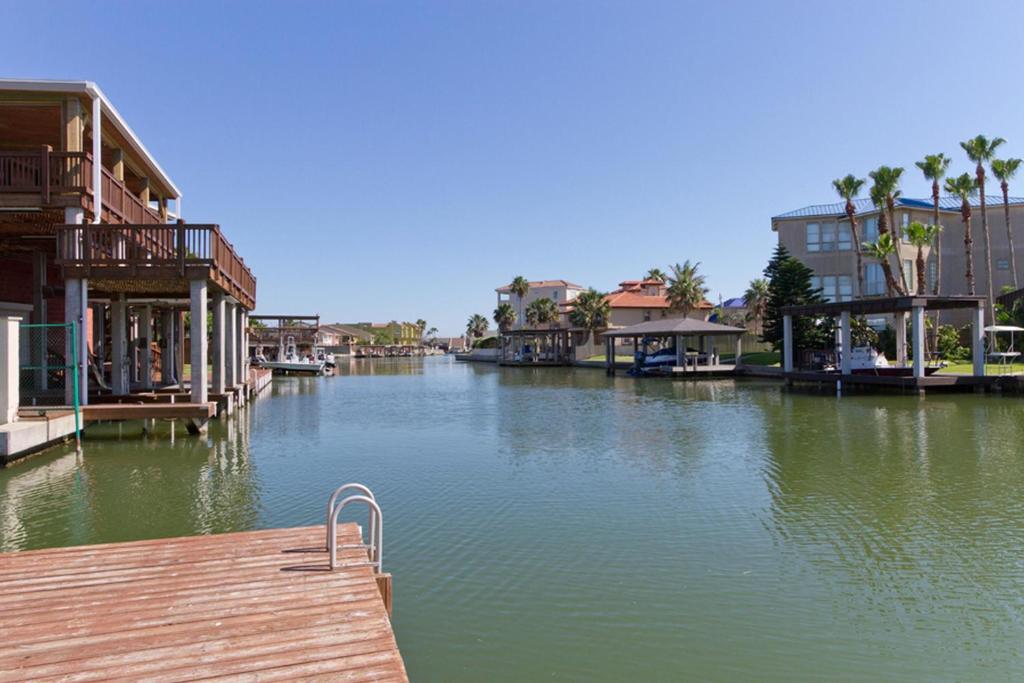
832, 174, 866, 295
509, 276, 530, 326
666, 261, 708, 318
568, 288, 610, 346
868, 183, 904, 295
869, 165, 909, 294
961, 135, 1005, 320
525, 297, 559, 328
743, 278, 770, 335
862, 235, 899, 296
915, 153, 951, 295
944, 173, 979, 295
905, 222, 942, 295
646, 268, 667, 282
493, 303, 516, 331
466, 314, 488, 339
991, 156, 1022, 289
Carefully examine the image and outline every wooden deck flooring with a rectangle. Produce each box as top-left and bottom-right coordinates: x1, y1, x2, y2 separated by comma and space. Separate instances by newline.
0, 526, 407, 682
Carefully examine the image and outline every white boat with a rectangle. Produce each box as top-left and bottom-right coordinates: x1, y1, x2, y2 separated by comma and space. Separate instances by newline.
846, 346, 939, 376
264, 337, 326, 375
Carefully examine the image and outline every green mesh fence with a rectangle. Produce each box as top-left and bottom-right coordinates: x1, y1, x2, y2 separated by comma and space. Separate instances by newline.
18, 322, 81, 445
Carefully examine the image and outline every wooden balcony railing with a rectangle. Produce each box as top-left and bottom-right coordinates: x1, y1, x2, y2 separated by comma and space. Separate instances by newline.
0, 146, 161, 224
55, 222, 257, 309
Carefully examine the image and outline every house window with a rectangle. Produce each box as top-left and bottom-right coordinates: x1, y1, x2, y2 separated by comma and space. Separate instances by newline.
901, 213, 912, 242
643, 310, 651, 322
997, 259, 1010, 271
810, 275, 851, 303
822, 222, 837, 251
807, 223, 821, 252
862, 217, 879, 245
864, 263, 885, 296
552, 291, 559, 300
838, 221, 852, 251
838, 275, 852, 301
660, 310, 668, 318
903, 260, 913, 287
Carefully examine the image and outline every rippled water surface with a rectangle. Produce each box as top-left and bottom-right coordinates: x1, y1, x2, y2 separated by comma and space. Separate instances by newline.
3, 357, 1024, 681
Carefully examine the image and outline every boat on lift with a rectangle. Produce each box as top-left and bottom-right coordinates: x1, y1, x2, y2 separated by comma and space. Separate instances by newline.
847, 346, 941, 377
263, 336, 326, 375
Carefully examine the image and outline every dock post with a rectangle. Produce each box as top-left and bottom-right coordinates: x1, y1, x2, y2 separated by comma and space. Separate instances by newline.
211, 292, 226, 396
64, 277, 89, 405
190, 279, 209, 405
895, 312, 908, 366
839, 310, 852, 375
782, 314, 794, 373
911, 305, 925, 379
162, 310, 176, 385
971, 303, 985, 377
140, 305, 153, 390
111, 293, 128, 396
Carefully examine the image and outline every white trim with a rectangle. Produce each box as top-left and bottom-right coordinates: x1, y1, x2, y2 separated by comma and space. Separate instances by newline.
0, 79, 182, 198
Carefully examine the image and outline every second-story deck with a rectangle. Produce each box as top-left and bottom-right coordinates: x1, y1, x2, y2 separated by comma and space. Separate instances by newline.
56, 222, 257, 309
0, 147, 163, 224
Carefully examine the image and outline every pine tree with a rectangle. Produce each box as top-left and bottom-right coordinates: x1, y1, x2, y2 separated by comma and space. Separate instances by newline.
761, 245, 828, 358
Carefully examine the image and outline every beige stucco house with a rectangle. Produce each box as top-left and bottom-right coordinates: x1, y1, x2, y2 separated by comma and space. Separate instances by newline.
495, 279, 584, 330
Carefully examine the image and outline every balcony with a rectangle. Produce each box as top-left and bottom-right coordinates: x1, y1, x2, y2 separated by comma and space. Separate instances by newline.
55, 223, 256, 309
0, 147, 162, 224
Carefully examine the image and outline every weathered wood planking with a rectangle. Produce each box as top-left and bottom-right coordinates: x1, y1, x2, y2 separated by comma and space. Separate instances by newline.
0, 525, 407, 682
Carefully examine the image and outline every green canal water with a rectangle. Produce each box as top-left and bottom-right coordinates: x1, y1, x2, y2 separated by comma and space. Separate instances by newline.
2, 357, 1024, 681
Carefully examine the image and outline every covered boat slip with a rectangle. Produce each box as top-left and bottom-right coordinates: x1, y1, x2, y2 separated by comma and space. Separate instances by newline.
780, 295, 1003, 393
601, 317, 746, 377
0, 524, 407, 682
498, 328, 573, 366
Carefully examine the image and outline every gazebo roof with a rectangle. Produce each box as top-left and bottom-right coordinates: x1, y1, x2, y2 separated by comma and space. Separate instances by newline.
602, 317, 745, 338
780, 295, 985, 317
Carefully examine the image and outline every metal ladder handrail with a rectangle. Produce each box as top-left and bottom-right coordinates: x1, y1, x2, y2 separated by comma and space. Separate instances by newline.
326, 483, 376, 549
328, 492, 383, 573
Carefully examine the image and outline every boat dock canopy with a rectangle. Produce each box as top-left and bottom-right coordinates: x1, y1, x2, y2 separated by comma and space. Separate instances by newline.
602, 317, 746, 337
780, 295, 986, 317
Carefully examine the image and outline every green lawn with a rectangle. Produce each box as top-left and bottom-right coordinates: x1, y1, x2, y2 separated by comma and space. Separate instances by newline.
937, 360, 1024, 375
725, 351, 780, 367
582, 354, 635, 363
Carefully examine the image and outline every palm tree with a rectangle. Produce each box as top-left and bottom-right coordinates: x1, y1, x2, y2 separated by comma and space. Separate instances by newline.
509, 276, 530, 326
666, 261, 708, 318
867, 184, 902, 295
862, 235, 899, 295
832, 174, 866, 295
466, 314, 488, 339
961, 135, 1005, 320
743, 278, 770, 335
905, 222, 942, 294
915, 153, 951, 295
991, 157, 1022, 289
869, 165, 909, 294
568, 288, 611, 346
492, 303, 516, 331
944, 173, 979, 295
526, 297, 559, 328
646, 268, 667, 282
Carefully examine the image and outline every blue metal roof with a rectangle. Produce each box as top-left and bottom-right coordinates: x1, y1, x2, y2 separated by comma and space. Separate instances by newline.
772, 195, 1024, 220
722, 297, 746, 308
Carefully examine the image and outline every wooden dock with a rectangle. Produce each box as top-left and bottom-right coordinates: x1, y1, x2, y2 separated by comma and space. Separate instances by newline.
0, 525, 407, 682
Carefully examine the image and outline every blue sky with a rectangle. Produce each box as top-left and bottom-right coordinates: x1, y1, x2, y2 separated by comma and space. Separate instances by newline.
5, 1, 1024, 334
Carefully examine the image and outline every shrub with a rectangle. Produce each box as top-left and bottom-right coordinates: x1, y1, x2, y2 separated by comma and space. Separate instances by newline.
936, 324, 969, 361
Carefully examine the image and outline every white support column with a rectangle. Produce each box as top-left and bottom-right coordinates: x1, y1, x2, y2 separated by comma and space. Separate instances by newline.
224, 301, 237, 389
912, 305, 925, 379
211, 292, 225, 395
0, 315, 20, 425
236, 307, 246, 386
64, 278, 89, 405
190, 280, 208, 403
32, 253, 47, 392
895, 312, 908, 366
91, 96, 102, 224
839, 310, 852, 375
675, 334, 683, 368
971, 304, 986, 377
735, 335, 743, 367
111, 294, 128, 395
783, 314, 794, 372
140, 305, 153, 390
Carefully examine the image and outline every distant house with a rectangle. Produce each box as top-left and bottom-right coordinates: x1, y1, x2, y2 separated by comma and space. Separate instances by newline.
342, 322, 424, 345
321, 324, 374, 355
495, 279, 584, 329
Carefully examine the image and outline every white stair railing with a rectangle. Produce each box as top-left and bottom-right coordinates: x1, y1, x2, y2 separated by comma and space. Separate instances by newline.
326, 483, 382, 572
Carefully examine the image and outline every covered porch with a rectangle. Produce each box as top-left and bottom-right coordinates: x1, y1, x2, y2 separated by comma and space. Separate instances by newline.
601, 317, 746, 377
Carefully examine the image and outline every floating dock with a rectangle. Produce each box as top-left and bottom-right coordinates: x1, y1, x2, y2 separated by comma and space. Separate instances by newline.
0, 525, 407, 682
